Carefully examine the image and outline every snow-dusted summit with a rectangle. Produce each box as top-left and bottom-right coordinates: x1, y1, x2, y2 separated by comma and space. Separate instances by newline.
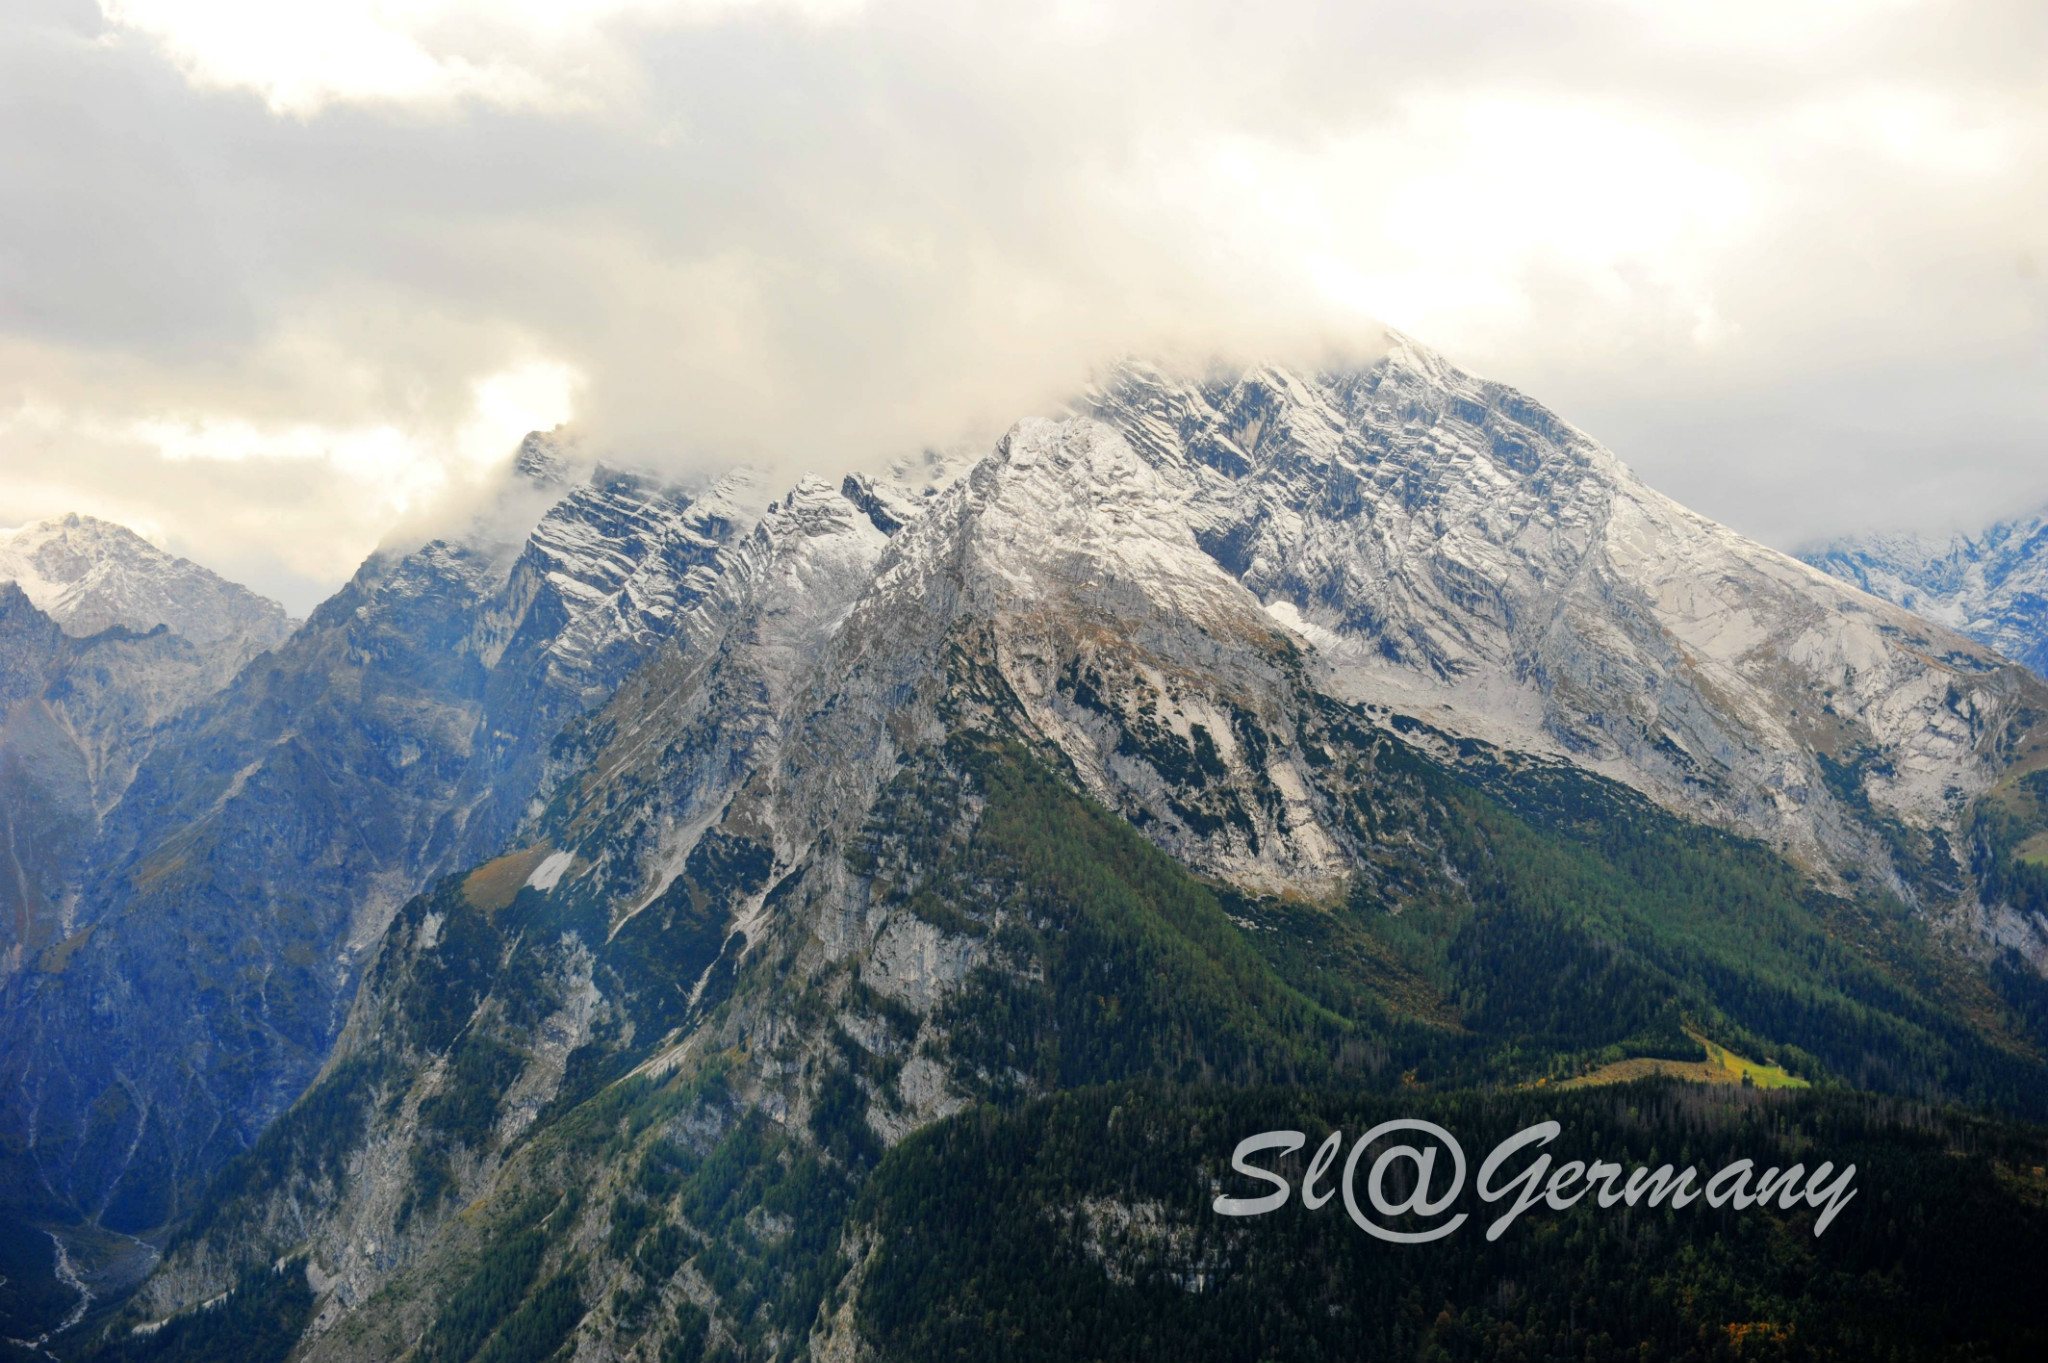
0, 513, 299, 808
0, 513, 294, 663
528, 340, 2048, 1000
1, 515, 300, 982
1804, 508, 2048, 681
1070, 338, 2048, 938
530, 334, 2048, 1073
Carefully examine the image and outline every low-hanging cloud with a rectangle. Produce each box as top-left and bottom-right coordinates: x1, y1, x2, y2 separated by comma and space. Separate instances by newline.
2, 0, 2045, 611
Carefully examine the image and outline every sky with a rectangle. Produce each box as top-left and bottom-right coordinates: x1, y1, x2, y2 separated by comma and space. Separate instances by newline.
1, 0, 2045, 614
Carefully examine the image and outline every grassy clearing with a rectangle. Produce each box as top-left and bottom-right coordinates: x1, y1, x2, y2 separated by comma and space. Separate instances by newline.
462, 845, 552, 913
1559, 1030, 1808, 1091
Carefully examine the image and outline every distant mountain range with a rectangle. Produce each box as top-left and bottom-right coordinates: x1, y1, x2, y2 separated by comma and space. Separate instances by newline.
0, 513, 294, 657
1804, 507, 2048, 680
7, 345, 2048, 1362
0, 516, 294, 983
0, 438, 781, 1235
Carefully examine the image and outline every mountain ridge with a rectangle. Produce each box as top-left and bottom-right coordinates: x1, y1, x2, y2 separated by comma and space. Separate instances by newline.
14, 338, 2048, 1362
0, 460, 775, 1234
1804, 504, 2048, 681
0, 513, 295, 659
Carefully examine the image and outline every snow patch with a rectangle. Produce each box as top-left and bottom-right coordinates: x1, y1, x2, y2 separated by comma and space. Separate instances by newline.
526, 849, 574, 892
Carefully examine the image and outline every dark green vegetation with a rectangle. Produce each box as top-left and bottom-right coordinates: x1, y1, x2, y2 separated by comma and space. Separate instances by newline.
0, 1213, 77, 1349
417, 1220, 556, 1363
657, 1114, 854, 1355
413, 1193, 593, 1363
88, 1259, 314, 1363
1367, 725, 2048, 1114
904, 719, 2048, 1120
74, 680, 2048, 1362
856, 1082, 2048, 1362
901, 743, 1372, 1098
383, 1073, 856, 1363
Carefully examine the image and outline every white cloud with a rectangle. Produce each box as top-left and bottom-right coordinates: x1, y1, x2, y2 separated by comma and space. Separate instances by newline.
0, 357, 579, 597
134, 355, 573, 489
462, 359, 582, 467
1594, 0, 1944, 51
96, 0, 863, 114
101, 0, 554, 114
2, 0, 2043, 609
1789, 86, 2014, 175
1160, 98, 1757, 359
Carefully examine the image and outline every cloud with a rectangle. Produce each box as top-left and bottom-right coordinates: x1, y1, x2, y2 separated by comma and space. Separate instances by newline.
0, 352, 579, 605
1, 0, 2045, 612
96, 0, 865, 115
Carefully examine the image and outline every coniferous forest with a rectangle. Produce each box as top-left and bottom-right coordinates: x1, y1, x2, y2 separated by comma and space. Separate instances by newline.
25, 722, 2048, 1363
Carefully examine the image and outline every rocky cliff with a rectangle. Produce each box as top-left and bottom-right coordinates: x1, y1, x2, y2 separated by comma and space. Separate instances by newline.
0, 457, 765, 1232
86, 341, 2048, 1363
1805, 505, 2048, 682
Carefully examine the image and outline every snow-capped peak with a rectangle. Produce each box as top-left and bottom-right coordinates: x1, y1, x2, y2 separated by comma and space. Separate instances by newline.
0, 512, 294, 653
1804, 506, 2048, 680
1061, 345, 2048, 937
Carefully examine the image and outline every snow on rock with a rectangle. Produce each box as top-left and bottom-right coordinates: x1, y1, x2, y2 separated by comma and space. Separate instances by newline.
1074, 334, 2048, 905
1805, 507, 2048, 681
525, 849, 575, 892
531, 472, 899, 929
0, 513, 294, 660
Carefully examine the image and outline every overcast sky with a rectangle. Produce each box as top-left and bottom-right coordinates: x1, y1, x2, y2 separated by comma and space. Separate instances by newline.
3, 0, 2045, 613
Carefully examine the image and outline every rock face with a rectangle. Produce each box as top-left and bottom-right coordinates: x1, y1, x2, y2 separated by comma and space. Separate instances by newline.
0, 520, 297, 994
0, 513, 293, 666
0, 460, 769, 1230
1077, 341, 2048, 922
0, 584, 99, 983
101, 344, 2048, 1363
122, 473, 911, 1334
1804, 506, 2048, 681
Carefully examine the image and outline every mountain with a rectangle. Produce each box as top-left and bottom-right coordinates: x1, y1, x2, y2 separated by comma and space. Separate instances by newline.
1803, 506, 2048, 681
0, 451, 775, 1236
0, 518, 296, 989
1077, 345, 2048, 943
79, 341, 2048, 1362
0, 513, 297, 822
0, 513, 293, 668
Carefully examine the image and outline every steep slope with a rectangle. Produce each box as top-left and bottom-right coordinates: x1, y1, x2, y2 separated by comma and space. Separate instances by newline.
1077, 341, 2048, 955
1804, 506, 2048, 680
0, 513, 295, 817
0, 584, 96, 984
102, 403, 2048, 1363
0, 520, 297, 992
103, 472, 912, 1340
0, 456, 766, 1234
0, 513, 293, 671
0, 587, 252, 979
